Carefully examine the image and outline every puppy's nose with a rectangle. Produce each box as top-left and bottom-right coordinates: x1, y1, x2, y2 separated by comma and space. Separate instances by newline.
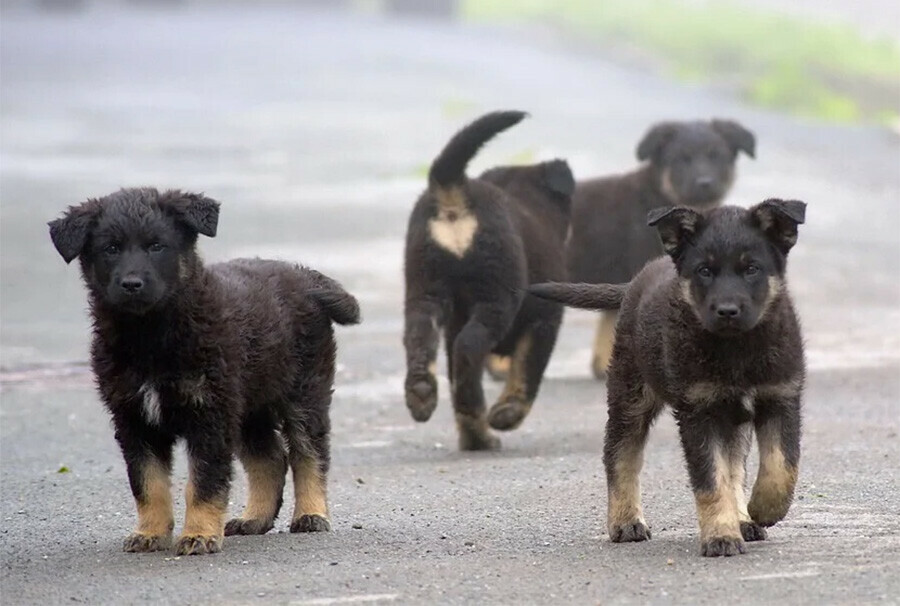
121, 276, 144, 294
715, 303, 740, 318
695, 176, 714, 189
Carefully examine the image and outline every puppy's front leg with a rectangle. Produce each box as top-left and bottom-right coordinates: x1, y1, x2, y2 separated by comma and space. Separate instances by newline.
403, 298, 442, 422
115, 416, 175, 553
678, 414, 745, 557
177, 427, 232, 556
748, 396, 801, 527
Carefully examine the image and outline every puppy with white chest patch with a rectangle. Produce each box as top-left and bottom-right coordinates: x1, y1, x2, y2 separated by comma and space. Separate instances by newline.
403, 111, 575, 450
530, 199, 806, 557
49, 188, 360, 555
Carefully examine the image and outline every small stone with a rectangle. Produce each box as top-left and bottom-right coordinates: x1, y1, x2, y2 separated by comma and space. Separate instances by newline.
352, 523, 363, 530
666, 558, 674, 566
355, 478, 365, 485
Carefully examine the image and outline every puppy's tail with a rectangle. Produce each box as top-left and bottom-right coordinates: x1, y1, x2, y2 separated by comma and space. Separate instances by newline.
429, 110, 528, 188
307, 271, 361, 326
528, 282, 627, 310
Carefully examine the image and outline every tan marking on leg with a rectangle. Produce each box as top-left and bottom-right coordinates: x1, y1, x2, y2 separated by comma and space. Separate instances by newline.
488, 334, 534, 431
428, 187, 478, 258
427, 361, 438, 377
134, 457, 174, 537
485, 354, 510, 377
291, 457, 328, 520
694, 446, 741, 542
182, 479, 226, 538
730, 426, 753, 523
240, 455, 286, 522
455, 412, 500, 451
749, 423, 798, 526
607, 446, 646, 532
592, 311, 617, 378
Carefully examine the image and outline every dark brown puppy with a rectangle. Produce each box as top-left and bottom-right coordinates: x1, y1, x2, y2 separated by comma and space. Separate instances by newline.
403, 111, 574, 450
531, 199, 805, 557
567, 119, 756, 379
49, 188, 360, 555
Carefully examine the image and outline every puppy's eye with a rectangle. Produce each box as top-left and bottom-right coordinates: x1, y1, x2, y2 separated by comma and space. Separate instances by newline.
696, 266, 713, 279
745, 264, 760, 276
148, 242, 165, 253
104, 244, 120, 255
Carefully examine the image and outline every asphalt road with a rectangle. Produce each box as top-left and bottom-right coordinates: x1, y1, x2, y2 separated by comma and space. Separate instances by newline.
1, 4, 899, 605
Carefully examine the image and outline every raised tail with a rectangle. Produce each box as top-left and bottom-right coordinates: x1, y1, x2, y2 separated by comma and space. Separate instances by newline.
429, 110, 528, 188
528, 282, 628, 310
306, 270, 361, 326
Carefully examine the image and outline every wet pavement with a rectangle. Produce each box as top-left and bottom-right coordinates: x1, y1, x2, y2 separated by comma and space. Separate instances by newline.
1, 4, 898, 604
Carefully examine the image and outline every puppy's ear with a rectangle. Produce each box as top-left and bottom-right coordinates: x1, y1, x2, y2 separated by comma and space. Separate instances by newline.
162, 191, 220, 237
647, 206, 704, 260
749, 198, 806, 255
711, 119, 756, 158
636, 123, 678, 162
542, 159, 575, 198
48, 202, 99, 264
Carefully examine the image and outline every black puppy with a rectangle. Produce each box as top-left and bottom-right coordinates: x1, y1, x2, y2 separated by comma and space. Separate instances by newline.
567, 119, 756, 379
403, 111, 574, 450
531, 199, 805, 557
49, 188, 360, 555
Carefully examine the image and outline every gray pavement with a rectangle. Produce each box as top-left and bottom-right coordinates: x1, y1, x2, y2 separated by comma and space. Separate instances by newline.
1, 4, 899, 605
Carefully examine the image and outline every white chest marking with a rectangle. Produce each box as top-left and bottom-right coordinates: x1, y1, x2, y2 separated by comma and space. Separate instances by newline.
140, 383, 162, 426
428, 213, 478, 258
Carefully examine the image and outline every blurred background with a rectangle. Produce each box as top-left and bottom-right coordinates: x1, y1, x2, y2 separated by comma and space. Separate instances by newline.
1, 1, 899, 603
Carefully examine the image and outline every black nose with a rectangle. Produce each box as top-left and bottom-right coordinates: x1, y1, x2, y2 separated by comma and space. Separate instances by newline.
121, 277, 144, 294
715, 303, 740, 318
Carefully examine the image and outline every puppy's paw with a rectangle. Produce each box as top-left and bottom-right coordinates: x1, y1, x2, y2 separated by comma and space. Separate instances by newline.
224, 517, 274, 536
609, 521, 651, 543
701, 536, 746, 557
405, 375, 438, 422
748, 495, 791, 528
487, 400, 531, 431
740, 521, 768, 542
290, 514, 331, 533
123, 532, 172, 553
174, 534, 223, 556
456, 413, 501, 451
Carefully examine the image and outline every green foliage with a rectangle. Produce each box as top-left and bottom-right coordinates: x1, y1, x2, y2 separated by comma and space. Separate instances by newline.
463, 0, 900, 124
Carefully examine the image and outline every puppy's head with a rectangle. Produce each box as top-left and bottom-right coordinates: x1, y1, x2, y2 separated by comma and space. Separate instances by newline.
648, 199, 805, 336
637, 119, 755, 208
479, 159, 575, 212
49, 188, 220, 315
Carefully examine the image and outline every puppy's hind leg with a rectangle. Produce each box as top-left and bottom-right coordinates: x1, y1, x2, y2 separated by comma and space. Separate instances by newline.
404, 298, 443, 422
451, 304, 511, 451
225, 408, 288, 536
604, 375, 661, 543
591, 310, 617, 380
488, 307, 562, 431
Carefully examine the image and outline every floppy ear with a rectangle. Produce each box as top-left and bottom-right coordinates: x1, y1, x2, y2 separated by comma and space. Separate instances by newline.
711, 119, 756, 158
542, 159, 575, 198
636, 123, 678, 162
647, 206, 705, 260
749, 198, 806, 255
161, 191, 220, 237
48, 202, 100, 264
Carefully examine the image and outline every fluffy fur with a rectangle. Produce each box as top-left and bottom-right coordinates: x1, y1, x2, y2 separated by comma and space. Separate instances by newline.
531, 199, 806, 557
403, 111, 575, 450
48, 188, 360, 555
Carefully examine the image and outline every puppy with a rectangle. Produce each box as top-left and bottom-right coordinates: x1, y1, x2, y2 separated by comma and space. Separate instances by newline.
48, 188, 360, 555
566, 119, 756, 379
531, 199, 806, 557
403, 111, 574, 450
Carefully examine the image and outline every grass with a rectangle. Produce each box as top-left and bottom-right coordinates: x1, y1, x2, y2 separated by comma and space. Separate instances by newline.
462, 0, 900, 124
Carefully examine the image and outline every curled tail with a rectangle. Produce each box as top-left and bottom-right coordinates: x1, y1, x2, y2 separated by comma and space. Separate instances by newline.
429, 110, 528, 188
306, 270, 361, 325
528, 282, 627, 311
